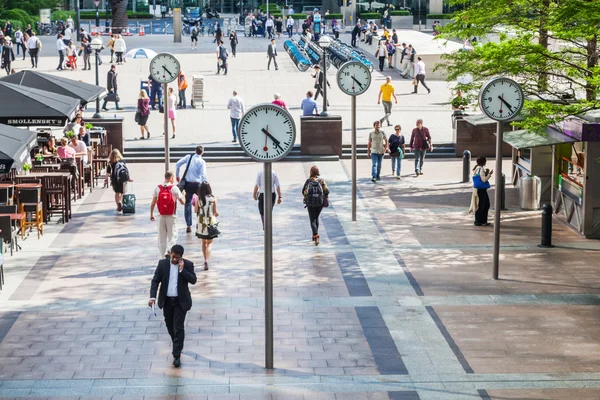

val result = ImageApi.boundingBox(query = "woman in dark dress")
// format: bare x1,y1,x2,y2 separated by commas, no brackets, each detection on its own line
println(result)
275,17,283,38
229,31,238,57
137,90,151,139
471,156,493,226
1,37,15,75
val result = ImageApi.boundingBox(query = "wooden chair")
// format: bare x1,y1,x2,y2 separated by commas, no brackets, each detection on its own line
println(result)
93,144,112,187
85,149,94,192
17,186,43,239
0,215,19,258
45,175,68,224
59,164,79,202
31,167,51,173
0,205,17,214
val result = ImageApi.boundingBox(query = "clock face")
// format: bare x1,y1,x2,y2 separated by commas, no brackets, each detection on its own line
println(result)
149,53,181,84
478,77,524,121
239,103,297,162
337,61,372,96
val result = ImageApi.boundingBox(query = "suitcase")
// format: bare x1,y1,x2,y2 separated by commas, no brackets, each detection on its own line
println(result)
122,193,136,214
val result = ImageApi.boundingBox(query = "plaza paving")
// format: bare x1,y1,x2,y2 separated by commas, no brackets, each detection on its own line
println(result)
1,32,600,400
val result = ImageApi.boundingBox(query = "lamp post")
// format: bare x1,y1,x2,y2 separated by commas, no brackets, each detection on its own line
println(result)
91,36,103,119
318,35,331,116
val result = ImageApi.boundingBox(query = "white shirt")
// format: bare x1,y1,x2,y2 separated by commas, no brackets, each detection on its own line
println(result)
227,95,245,119
287,17,294,27
255,170,280,194
167,262,179,297
69,140,88,163
56,38,67,51
64,28,72,41
266,19,274,27
26,36,39,50
288,7,294,14
153,184,182,215
67,17,74,29
415,60,426,76
14,31,22,43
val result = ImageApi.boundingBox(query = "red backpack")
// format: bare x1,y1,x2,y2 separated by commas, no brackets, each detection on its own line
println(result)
157,185,175,216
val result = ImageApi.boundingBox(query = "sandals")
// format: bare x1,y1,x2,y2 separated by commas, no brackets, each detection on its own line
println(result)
204,262,209,271
147,132,150,139
312,234,319,246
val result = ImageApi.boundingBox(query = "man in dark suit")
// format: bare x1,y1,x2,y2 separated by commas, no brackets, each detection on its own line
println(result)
267,38,278,71
311,65,330,106
148,244,197,367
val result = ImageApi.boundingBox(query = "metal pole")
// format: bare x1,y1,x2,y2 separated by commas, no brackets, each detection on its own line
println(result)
351,95,357,222
163,82,170,172
418,0,421,31
492,121,502,280
93,50,102,118
264,162,274,370
96,5,100,33
462,150,471,183
322,49,328,115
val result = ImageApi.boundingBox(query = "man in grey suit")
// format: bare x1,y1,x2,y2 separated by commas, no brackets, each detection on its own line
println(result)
149,244,197,368
267,38,278,71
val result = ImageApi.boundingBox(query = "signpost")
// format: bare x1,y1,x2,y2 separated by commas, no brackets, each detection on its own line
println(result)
94,0,100,33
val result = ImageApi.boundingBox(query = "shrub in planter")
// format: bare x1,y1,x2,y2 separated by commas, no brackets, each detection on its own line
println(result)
324,13,343,19
390,10,410,16
52,10,76,22
359,12,382,20
426,13,454,19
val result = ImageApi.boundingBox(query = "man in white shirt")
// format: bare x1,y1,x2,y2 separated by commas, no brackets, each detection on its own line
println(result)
266,17,274,39
67,16,74,30
56,34,67,70
253,169,283,229
26,32,40,68
413,56,431,94
150,171,185,258
286,16,294,37
63,27,72,46
69,136,88,164
226,91,245,143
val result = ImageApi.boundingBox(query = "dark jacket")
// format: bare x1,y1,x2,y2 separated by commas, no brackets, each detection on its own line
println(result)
106,69,117,91
267,43,277,57
410,127,431,150
351,25,360,37
1,45,15,64
150,258,197,312
314,70,331,88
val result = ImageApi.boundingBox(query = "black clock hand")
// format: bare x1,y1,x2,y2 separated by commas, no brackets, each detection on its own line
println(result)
261,128,283,150
162,65,174,78
497,95,513,112
351,76,364,89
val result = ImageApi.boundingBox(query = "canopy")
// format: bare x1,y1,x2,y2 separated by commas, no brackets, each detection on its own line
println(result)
0,82,80,127
0,124,37,173
502,126,577,150
0,70,105,105
125,48,157,59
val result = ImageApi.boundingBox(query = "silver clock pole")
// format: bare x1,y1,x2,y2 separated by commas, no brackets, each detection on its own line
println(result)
264,161,274,369
163,82,169,172
493,121,502,279
351,95,357,222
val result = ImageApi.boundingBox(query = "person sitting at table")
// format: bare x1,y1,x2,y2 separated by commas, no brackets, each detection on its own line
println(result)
58,137,78,188
64,114,82,136
78,126,91,147
43,137,58,155
69,135,88,165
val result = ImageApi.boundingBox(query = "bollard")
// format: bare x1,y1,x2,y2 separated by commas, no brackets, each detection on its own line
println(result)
462,150,471,183
501,173,506,210
539,203,554,248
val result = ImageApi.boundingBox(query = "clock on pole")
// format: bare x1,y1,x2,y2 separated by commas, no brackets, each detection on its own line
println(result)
478,76,524,281
238,103,297,370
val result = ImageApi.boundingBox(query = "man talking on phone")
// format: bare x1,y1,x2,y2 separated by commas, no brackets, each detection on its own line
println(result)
149,245,197,367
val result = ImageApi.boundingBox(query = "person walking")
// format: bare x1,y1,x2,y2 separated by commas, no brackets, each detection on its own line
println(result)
137,90,151,139
388,124,405,179
272,93,288,110
175,146,208,233
266,16,274,39
67,40,78,70
148,73,163,111
229,31,238,57
149,244,197,368
80,37,92,70
302,165,329,245
4,21,12,38
14,27,24,59
1,37,15,75
216,40,228,75
214,24,223,44
102,65,122,111
168,87,177,139
375,40,388,72
190,24,199,49
253,169,282,229
275,17,283,38
194,182,219,270
26,31,40,68
227,91,245,143
107,34,115,63
267,38,278,71
367,120,388,182
409,118,433,176
105,149,130,212
312,65,330,106
150,171,185,258
113,34,126,65
386,39,395,68
63,25,72,46
177,70,188,109
377,76,398,127
413,56,430,94
469,156,493,226
286,15,294,38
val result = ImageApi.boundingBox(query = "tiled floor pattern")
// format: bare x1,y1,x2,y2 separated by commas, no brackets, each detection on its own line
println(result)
0,160,600,399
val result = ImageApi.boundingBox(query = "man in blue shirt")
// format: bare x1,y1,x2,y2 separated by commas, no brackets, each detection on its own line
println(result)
176,146,208,232
148,74,163,111
301,91,319,116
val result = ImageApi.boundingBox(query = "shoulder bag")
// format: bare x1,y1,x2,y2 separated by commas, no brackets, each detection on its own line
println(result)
420,130,430,150
177,153,194,191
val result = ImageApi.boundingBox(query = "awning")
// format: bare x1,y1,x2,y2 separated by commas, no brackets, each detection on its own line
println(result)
0,124,37,173
0,82,80,127
503,126,578,150
0,70,106,105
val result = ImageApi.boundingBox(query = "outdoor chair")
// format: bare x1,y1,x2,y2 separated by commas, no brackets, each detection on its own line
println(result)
0,205,17,214
92,144,112,187
31,167,51,173
17,186,43,239
0,186,14,205
45,175,68,224
0,215,18,258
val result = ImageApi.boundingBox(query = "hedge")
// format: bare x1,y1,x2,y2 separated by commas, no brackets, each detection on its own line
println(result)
0,19,24,32
426,14,454,19
290,13,308,19
51,10,76,21
324,13,342,19
3,9,36,28
390,10,410,16
259,4,281,11
358,12,382,20
80,11,154,19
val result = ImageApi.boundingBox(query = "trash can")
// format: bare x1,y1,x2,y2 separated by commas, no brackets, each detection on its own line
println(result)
519,175,542,210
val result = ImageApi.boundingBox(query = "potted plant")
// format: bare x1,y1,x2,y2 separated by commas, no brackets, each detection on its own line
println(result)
65,130,75,139
85,123,94,130
23,163,32,175
33,153,44,166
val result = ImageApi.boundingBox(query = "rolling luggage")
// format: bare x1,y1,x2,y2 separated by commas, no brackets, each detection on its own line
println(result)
122,182,136,214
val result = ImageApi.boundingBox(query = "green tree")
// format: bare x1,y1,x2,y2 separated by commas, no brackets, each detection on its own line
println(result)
437,0,600,131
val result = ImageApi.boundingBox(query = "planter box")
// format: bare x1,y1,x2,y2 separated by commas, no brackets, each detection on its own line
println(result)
391,16,412,29
426,18,452,29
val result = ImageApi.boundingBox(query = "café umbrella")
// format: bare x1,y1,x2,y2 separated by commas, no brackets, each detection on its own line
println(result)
0,82,80,127
0,124,37,173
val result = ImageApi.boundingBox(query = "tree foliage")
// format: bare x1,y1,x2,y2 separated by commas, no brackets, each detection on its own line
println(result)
437,0,600,131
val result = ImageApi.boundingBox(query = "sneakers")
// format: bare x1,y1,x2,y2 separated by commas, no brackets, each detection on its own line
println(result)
173,358,181,367
415,171,420,177
204,262,209,271
116,203,122,212
376,176,381,181
186,226,192,233
396,175,401,180
371,178,376,183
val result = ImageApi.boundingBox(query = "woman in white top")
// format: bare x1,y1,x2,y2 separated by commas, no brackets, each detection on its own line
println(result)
194,182,219,270
67,40,78,70
469,155,493,226
113,34,126,65
167,87,177,139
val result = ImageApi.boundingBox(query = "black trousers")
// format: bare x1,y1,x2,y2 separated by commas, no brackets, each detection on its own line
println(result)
414,74,430,93
475,189,490,225
378,56,386,72
351,34,357,46
163,297,187,358
29,49,38,67
58,50,64,70
267,55,278,70
231,43,236,56
258,192,276,227
307,206,323,236
314,85,329,106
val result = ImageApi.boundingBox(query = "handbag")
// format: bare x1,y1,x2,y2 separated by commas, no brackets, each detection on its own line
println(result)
177,153,194,191
323,196,329,208
412,78,417,86
105,92,120,102
420,131,430,150
134,110,141,123
473,174,491,189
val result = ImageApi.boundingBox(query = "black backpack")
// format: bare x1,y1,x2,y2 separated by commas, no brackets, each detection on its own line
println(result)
305,179,324,207
113,161,130,184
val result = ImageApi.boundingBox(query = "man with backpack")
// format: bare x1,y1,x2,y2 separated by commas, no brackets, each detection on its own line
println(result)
302,165,329,245
216,40,228,75
150,171,185,258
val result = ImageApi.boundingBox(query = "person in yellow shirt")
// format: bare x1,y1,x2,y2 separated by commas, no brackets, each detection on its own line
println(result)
377,76,398,126
177,70,188,109
382,27,391,40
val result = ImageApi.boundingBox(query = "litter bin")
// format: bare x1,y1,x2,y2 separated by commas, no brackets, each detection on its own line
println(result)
520,175,542,210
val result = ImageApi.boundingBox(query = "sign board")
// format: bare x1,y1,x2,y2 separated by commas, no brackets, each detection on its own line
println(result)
0,118,66,127
39,9,51,24
94,0,101,7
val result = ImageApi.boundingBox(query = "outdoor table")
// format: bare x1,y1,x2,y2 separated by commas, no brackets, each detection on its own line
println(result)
15,173,72,223
0,183,14,205
89,129,107,145
0,213,25,221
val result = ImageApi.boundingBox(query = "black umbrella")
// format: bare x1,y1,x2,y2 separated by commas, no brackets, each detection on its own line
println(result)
0,124,37,174
0,82,80,127
1,70,106,105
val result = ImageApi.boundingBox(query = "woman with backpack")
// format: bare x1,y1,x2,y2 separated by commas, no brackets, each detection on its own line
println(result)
302,165,329,245
194,182,219,270
105,149,130,212
469,156,493,226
